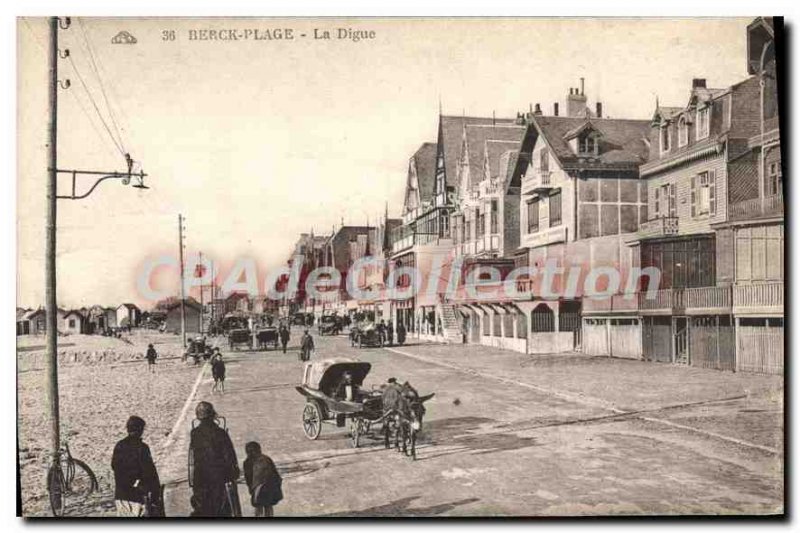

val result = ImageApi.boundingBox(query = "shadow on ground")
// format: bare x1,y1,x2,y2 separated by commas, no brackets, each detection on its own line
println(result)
319,495,480,517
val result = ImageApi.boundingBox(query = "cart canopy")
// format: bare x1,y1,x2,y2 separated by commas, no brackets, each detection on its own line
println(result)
301,358,371,396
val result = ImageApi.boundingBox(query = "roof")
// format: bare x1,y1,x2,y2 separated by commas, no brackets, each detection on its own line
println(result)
329,226,371,270
465,124,526,187
530,115,651,170
165,299,203,312
63,310,84,319
486,141,523,181
118,303,140,311
410,142,437,204
440,115,517,191
652,106,683,123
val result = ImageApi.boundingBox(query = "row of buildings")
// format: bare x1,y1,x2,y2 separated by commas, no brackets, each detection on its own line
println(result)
278,18,783,374
16,303,141,336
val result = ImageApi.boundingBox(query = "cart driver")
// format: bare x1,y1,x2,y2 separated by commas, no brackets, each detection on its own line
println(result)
335,372,359,402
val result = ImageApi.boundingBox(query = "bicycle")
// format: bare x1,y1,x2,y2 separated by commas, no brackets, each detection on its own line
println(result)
46,441,99,517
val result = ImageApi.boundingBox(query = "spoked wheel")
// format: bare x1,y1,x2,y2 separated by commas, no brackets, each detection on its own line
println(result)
349,418,361,448
302,402,322,440
67,459,99,498
47,465,66,517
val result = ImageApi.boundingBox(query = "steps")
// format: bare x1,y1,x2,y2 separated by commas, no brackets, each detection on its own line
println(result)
439,304,463,344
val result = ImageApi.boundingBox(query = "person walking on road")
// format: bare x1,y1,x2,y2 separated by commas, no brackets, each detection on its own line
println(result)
377,320,387,346
211,351,226,394
111,416,162,517
243,441,283,517
279,325,291,354
189,402,240,517
300,329,314,362
386,320,394,346
396,321,406,345
145,344,158,373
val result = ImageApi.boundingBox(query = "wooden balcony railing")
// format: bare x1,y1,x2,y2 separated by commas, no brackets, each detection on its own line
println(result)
733,282,784,313
728,194,784,221
685,286,731,310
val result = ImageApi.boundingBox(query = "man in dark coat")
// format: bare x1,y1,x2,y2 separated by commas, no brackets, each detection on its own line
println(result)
386,320,394,346
243,441,282,517
189,402,240,517
300,330,314,362
211,352,226,394
279,325,290,354
145,344,157,373
111,416,162,517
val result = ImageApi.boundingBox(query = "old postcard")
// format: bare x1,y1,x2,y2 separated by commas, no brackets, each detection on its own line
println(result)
16,16,784,518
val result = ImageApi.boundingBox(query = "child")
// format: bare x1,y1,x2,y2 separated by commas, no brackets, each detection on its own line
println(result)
145,344,157,373
243,442,282,517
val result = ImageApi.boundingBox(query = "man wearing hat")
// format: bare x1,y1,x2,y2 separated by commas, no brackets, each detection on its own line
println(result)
111,415,162,517
189,401,240,517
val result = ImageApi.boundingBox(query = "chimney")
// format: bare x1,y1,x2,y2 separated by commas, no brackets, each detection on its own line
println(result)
566,83,588,118
596,102,603,118
692,78,707,89
580,77,585,95
534,103,542,115
554,103,559,116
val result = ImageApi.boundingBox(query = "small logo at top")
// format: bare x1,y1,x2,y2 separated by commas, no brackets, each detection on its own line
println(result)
111,31,137,45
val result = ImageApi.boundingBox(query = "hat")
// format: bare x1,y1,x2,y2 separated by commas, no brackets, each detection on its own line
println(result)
195,401,216,420
387,377,397,384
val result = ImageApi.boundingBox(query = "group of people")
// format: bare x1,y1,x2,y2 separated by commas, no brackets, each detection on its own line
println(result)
111,402,283,518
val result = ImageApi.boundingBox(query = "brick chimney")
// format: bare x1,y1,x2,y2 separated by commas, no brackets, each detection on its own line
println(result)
534,103,542,115
692,78,707,89
554,102,559,116
596,102,603,118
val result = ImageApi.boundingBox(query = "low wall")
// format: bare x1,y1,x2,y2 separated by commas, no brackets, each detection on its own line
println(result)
528,332,574,354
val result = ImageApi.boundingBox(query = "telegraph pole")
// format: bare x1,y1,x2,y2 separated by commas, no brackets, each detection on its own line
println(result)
178,214,187,347
45,16,60,456
198,250,204,335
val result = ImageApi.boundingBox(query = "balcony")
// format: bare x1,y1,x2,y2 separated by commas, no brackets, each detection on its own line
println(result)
582,293,639,315
638,286,732,315
728,194,784,222
637,216,679,240
521,168,555,196
733,282,784,315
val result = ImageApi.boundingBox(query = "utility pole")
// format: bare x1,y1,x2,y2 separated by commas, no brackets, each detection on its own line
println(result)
178,214,186,347
45,16,60,456
198,250,204,335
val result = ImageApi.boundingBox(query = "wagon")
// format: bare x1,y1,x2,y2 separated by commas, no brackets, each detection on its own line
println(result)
352,322,383,348
255,326,279,350
228,328,252,350
318,315,342,336
295,358,384,447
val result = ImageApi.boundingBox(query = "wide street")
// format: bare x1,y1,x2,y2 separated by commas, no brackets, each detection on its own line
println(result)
156,330,783,517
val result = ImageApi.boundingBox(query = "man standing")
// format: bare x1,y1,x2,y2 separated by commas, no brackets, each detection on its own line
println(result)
396,321,406,345
386,320,394,346
211,351,226,394
300,329,314,362
243,441,283,517
377,320,386,346
145,344,157,373
189,402,240,517
279,324,290,354
111,416,162,517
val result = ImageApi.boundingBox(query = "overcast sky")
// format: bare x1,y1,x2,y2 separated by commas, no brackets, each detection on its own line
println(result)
17,17,751,309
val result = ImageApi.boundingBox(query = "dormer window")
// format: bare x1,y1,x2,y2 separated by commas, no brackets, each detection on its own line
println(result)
660,122,671,153
578,132,598,156
696,105,710,139
678,116,689,147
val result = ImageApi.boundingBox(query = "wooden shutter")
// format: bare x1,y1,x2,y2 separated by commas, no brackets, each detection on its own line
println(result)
709,170,716,215
669,184,676,217
690,176,697,217
654,187,660,217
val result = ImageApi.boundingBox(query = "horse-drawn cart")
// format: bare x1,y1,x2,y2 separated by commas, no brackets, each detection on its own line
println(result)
228,328,252,350
295,358,385,448
255,326,279,350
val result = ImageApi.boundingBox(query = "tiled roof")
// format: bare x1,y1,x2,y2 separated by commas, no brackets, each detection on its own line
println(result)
530,115,651,170
465,124,525,187
653,106,683,123
440,116,517,191
486,141,523,181
411,142,437,204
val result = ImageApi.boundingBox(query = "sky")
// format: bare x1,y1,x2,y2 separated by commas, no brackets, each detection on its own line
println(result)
17,17,752,309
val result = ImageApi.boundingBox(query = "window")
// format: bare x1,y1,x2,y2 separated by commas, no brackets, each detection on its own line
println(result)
660,123,670,153
527,198,540,233
490,200,498,234
579,133,597,155
539,149,549,173
696,105,710,139
767,162,782,197
678,117,689,147
549,191,562,227
69,319,76,328
641,236,716,289
654,184,675,218
477,211,485,237
692,171,715,217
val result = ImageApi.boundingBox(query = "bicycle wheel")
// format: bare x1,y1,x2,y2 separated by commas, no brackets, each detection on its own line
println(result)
47,465,66,517
68,459,99,498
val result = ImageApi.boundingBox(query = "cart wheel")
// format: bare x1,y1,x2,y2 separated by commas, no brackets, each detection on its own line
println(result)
302,402,322,440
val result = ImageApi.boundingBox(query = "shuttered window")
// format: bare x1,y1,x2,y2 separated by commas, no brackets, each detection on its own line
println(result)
527,198,540,233
549,191,562,227
693,171,716,217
